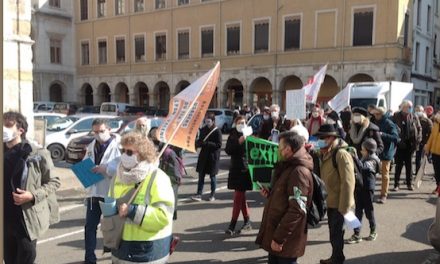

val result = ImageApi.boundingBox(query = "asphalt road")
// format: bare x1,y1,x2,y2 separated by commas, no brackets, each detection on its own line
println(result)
36,147,440,264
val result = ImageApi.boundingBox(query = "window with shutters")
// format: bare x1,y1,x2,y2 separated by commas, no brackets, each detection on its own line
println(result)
284,17,300,50
81,41,90,65
156,34,167,60
427,5,432,33
97,0,106,18
49,0,60,8
417,0,422,26
254,20,269,53
50,39,61,64
178,31,190,59
80,0,88,20
226,24,240,55
353,9,373,46
134,0,144,12
115,0,124,15
156,0,165,9
426,47,430,73
116,38,125,63
178,0,189,5
415,42,420,71
134,35,145,62
98,39,107,64
404,13,409,47
201,27,214,57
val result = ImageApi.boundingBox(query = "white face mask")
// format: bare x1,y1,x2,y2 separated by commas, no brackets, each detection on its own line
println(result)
312,112,320,118
205,119,213,127
96,131,111,143
271,112,280,120
353,116,362,124
236,124,245,133
263,114,270,120
120,153,139,169
415,111,424,118
3,126,16,143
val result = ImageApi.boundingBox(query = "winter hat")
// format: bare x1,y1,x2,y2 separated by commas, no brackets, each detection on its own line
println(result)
314,124,340,138
352,107,368,117
362,138,377,153
327,111,340,121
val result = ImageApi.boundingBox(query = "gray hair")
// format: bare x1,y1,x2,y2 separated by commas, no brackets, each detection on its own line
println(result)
400,100,413,109
270,104,280,112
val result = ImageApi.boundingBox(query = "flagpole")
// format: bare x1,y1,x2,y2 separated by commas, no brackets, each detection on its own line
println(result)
155,61,220,162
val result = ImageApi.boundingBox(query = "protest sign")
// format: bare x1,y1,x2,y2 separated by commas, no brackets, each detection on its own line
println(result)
286,89,306,120
246,136,279,190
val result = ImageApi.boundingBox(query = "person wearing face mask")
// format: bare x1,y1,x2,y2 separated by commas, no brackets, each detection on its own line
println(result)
326,110,346,139
108,132,175,264
314,124,355,264
83,118,121,264
414,105,433,175
3,111,60,264
258,104,291,142
346,107,384,159
306,104,326,136
135,117,151,138
224,116,253,235
256,132,313,264
424,112,440,194
392,100,422,191
192,113,223,201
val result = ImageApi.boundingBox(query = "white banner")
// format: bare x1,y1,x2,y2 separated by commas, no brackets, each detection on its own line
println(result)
304,64,328,103
286,89,306,120
328,83,352,113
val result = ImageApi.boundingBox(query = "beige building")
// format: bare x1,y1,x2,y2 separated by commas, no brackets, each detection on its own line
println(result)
75,0,413,111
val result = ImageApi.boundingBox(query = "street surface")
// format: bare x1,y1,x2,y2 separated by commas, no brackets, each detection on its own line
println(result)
36,137,440,264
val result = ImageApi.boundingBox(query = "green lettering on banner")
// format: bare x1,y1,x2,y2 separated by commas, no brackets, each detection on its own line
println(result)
245,136,279,190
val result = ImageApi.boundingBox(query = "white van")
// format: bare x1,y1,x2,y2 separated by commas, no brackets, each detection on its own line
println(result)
100,102,131,116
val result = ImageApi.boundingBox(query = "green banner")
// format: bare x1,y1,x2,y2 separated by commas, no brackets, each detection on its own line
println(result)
245,136,279,190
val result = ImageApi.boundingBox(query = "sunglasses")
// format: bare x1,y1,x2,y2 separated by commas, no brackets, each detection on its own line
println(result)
121,149,136,156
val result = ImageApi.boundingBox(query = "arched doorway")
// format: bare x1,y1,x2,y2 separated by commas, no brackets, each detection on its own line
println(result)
347,73,374,83
280,75,303,111
135,82,149,107
154,81,170,110
115,82,129,103
176,80,190,93
81,83,93,106
317,75,339,106
97,83,111,105
209,87,219,108
49,82,63,102
223,79,244,109
250,77,272,110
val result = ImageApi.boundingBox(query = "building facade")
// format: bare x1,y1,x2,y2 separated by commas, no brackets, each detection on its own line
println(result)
75,0,413,111
32,0,76,103
433,0,440,110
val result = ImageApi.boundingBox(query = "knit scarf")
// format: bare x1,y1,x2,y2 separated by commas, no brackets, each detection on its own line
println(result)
308,117,323,134
349,118,369,144
117,161,156,185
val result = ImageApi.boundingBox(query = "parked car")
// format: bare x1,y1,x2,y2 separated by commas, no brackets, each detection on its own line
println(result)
124,106,148,116
146,107,168,117
45,114,118,161
207,108,234,132
33,101,55,112
33,112,66,127
77,105,100,114
100,102,132,116
53,102,80,115
65,116,164,164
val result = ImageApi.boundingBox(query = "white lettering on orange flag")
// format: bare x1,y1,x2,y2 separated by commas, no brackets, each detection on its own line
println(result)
157,62,221,152
304,64,327,103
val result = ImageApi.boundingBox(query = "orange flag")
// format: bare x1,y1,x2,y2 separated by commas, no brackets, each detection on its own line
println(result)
157,62,220,152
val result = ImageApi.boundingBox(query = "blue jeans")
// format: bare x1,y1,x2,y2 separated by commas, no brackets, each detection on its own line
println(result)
85,197,103,263
197,172,216,195
268,254,298,264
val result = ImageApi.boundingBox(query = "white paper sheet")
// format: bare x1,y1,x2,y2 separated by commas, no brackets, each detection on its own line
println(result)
344,211,362,230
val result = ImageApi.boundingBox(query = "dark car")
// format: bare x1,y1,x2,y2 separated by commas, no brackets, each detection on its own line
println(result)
77,105,100,114
146,107,168,117
65,116,163,163
124,106,148,116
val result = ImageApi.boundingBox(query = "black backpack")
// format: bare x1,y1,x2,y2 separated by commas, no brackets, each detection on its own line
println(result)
307,172,328,227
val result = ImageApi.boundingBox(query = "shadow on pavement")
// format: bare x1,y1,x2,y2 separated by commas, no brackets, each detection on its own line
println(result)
50,218,84,229
402,217,434,246
345,249,439,264
171,256,267,264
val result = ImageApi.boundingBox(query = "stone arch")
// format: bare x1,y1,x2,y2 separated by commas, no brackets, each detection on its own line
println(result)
222,78,244,109
347,73,375,83
176,80,191,93
280,75,303,111
97,82,111,105
154,81,170,110
249,77,272,110
115,82,129,103
135,82,149,107
81,83,94,106
49,81,65,102
317,75,339,106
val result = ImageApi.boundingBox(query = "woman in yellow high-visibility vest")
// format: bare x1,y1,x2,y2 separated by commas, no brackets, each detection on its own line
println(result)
110,132,175,264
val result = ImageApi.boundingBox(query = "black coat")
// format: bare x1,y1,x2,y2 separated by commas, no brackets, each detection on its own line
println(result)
225,129,252,191
196,125,222,175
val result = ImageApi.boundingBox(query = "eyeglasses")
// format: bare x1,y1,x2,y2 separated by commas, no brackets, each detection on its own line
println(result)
121,149,136,156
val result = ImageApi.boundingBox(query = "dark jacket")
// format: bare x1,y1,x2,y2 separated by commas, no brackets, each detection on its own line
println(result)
225,129,252,191
375,116,400,161
258,115,291,140
256,147,313,258
196,125,222,175
346,118,384,157
159,146,182,186
354,154,381,191
393,111,422,152
419,115,433,145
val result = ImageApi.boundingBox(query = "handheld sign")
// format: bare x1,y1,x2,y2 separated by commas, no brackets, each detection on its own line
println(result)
246,136,279,190
71,158,104,188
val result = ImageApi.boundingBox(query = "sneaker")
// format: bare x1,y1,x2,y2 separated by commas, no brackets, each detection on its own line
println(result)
225,228,235,236
407,185,414,191
191,195,202,202
240,221,252,232
392,186,399,192
208,195,215,201
376,196,387,204
365,232,377,241
345,234,362,244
